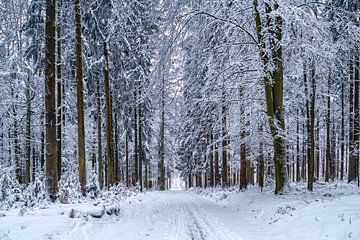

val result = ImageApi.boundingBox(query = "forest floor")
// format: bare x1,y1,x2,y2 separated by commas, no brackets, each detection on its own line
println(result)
0,182,360,240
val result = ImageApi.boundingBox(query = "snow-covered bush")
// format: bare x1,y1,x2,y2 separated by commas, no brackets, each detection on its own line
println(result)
0,167,23,209
100,183,136,205
23,174,47,208
86,170,100,199
58,173,82,204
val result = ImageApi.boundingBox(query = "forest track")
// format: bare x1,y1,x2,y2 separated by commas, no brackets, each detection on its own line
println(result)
0,191,243,240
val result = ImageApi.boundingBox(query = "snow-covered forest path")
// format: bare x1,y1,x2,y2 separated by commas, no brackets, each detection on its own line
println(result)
2,187,360,240
62,191,243,240
0,191,246,240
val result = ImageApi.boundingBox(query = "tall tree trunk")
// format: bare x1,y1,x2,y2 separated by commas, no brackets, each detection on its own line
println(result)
138,90,143,192
125,132,129,188
56,1,62,181
296,113,300,182
258,130,264,190
325,75,332,182
209,132,214,187
41,111,45,170
114,113,119,184
74,0,86,196
214,139,220,186
25,79,31,186
134,95,139,186
45,0,58,200
349,53,359,183
304,63,316,191
341,81,345,180
104,41,113,187
221,86,228,187
158,78,165,190
96,76,103,189
240,88,247,190
240,132,247,190
254,0,287,193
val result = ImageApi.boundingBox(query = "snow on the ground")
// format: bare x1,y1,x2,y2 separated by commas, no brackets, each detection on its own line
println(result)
0,182,359,240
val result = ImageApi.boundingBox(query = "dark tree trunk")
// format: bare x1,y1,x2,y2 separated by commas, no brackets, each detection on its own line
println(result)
209,132,214,187
56,0,62,181
325,75,332,182
104,41,113,187
96,77,103,189
74,0,86,195
158,78,166,190
221,86,228,187
349,53,359,183
125,132,129,188
45,0,58,200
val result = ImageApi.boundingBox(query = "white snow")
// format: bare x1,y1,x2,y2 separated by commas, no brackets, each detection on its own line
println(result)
1,183,360,240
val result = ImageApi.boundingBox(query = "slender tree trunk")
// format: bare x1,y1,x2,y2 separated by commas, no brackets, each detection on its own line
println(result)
45,0,58,200
221,86,228,187
304,62,316,191
209,132,214,187
125,132,129,188
96,77,103,189
138,90,143,192
325,75,332,182
258,134,264,190
296,114,300,182
240,132,247,190
114,113,119,184
41,111,45,170
25,80,31,186
214,140,220,186
74,0,86,195
32,138,36,181
349,53,359,183
158,78,165,190
104,41,113,187
56,2,62,181
134,95,139,186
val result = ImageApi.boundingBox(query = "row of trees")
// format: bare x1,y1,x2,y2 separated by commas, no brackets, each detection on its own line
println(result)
177,0,360,193
1,0,360,201
0,0,183,201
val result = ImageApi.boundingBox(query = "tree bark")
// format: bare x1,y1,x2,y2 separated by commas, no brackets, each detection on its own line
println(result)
209,132,214,187
56,1,62,181
253,0,287,193
96,76,103,189
221,85,228,187
158,78,166,190
349,53,359,183
125,132,129,187
104,41,113,187
45,0,58,200
74,0,86,196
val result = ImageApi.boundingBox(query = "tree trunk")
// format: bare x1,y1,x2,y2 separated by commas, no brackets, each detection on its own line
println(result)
45,0,58,200
221,86,228,187
296,114,300,182
158,78,165,190
25,79,31,186
349,53,359,183
96,76,103,189
114,113,119,184
104,41,113,187
125,132,129,188
138,89,143,192
253,0,287,193
56,0,62,181
209,132,214,187
325,76,331,182
304,62,316,191
74,0,86,195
